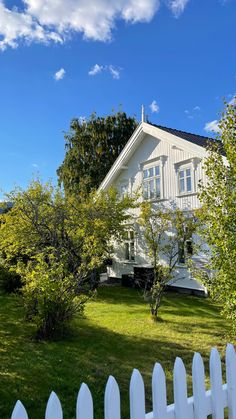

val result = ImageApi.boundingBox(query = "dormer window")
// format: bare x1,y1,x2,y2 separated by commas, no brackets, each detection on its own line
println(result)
143,165,161,200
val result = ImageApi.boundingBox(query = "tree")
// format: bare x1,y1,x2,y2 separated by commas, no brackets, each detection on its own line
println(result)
196,97,236,332
139,202,196,320
57,111,138,195
0,180,134,339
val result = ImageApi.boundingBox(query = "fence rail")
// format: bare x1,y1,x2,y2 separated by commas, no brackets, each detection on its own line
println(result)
11,343,236,418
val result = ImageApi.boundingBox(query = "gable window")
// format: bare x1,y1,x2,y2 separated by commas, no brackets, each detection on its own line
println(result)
124,230,135,261
143,165,161,200
178,167,192,194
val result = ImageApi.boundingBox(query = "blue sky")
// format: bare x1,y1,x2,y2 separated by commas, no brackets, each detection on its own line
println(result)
0,0,235,199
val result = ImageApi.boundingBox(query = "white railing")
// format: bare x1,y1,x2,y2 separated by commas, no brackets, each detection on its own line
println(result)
11,343,236,419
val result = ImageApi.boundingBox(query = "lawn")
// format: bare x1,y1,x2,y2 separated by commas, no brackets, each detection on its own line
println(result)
0,285,231,418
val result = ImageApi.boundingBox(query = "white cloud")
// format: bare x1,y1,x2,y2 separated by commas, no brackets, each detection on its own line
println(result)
0,0,160,50
88,64,104,76
0,1,62,51
204,120,221,133
149,100,160,113
108,65,120,79
193,105,200,111
32,163,39,168
89,64,121,79
54,68,65,81
0,0,190,51
184,109,189,114
168,0,190,17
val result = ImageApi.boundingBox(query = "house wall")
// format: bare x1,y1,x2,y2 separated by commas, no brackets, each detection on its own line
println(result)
107,132,207,294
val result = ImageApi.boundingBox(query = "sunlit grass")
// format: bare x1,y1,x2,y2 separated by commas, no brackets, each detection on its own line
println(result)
0,286,231,418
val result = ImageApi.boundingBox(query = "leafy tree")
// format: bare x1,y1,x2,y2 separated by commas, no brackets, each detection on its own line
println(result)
196,98,236,332
0,180,133,339
57,111,138,195
139,202,196,320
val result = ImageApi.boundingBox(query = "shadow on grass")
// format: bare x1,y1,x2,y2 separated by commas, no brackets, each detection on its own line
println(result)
0,288,229,419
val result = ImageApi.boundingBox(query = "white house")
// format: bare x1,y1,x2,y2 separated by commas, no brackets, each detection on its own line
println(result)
98,117,217,296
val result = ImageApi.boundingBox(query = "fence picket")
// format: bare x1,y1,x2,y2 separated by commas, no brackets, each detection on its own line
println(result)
11,400,28,419
130,369,145,419
226,343,236,419
105,375,121,419
174,357,193,419
152,363,168,419
210,348,224,419
8,344,236,419
76,383,93,419
45,391,63,419
192,352,207,419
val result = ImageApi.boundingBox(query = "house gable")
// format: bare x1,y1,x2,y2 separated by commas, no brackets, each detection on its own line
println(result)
98,122,212,192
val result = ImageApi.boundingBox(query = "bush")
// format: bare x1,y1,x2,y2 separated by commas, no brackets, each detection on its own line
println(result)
22,256,86,340
0,266,22,293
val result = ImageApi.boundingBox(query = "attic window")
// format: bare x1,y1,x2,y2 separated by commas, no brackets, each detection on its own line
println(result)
143,165,161,200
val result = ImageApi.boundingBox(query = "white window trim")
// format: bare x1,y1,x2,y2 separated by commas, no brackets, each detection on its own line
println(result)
174,157,200,196
178,165,193,195
141,156,165,201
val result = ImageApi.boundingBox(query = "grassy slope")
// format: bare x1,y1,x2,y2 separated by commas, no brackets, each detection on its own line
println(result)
0,286,231,418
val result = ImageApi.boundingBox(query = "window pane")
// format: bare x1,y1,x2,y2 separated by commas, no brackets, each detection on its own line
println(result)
143,169,148,179
155,165,160,176
186,168,191,177
149,167,154,177
129,230,134,240
155,178,160,197
186,176,192,192
125,243,129,260
149,179,155,198
130,243,135,261
179,170,185,179
180,178,185,193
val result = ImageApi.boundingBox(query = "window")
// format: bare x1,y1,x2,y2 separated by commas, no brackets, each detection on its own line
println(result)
178,232,193,264
124,230,135,261
178,167,192,194
143,165,161,200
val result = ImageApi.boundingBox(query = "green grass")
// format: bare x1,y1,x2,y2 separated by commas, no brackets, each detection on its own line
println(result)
0,285,232,418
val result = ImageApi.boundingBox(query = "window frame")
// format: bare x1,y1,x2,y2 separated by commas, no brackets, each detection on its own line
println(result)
142,163,161,201
178,165,193,195
124,229,135,262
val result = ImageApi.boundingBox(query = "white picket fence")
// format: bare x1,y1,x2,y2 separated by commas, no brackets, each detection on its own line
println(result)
10,343,236,419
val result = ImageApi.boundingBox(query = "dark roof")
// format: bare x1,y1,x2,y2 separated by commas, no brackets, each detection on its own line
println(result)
149,123,216,149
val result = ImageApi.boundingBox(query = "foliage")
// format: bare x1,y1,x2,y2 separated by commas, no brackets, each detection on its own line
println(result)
0,180,133,338
139,202,197,319
57,111,138,195
196,97,236,331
